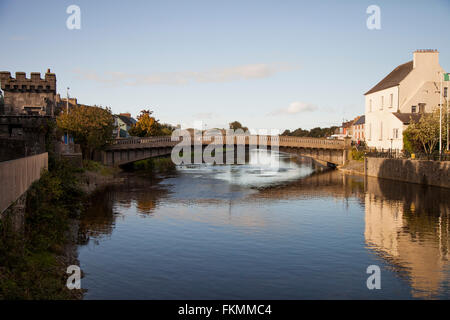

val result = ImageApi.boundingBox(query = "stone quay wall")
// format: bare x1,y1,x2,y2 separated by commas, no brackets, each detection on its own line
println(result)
365,157,450,189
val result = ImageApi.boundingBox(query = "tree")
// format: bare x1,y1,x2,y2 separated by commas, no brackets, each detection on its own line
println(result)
128,109,174,137
57,105,115,159
403,108,448,155
229,121,248,132
281,126,338,137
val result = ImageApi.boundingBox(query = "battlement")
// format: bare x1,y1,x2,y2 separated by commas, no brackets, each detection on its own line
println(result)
0,69,56,93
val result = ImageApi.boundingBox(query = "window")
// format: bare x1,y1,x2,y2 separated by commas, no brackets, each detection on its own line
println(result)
411,105,417,113
419,103,425,113
379,122,383,140
393,128,399,139
369,99,372,112
381,96,384,109
390,94,393,107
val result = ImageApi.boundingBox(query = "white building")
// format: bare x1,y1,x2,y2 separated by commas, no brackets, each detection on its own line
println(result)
365,49,446,150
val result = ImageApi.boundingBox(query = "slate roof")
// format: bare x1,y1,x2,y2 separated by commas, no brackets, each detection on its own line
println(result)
117,114,136,126
392,112,422,124
365,61,414,95
353,115,365,125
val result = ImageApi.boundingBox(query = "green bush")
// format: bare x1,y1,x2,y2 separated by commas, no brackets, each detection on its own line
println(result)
351,148,365,161
0,159,84,299
83,160,115,176
133,157,175,173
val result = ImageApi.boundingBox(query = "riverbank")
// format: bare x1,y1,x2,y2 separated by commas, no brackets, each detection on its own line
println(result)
337,159,364,176
0,155,180,299
365,157,450,189
0,159,84,299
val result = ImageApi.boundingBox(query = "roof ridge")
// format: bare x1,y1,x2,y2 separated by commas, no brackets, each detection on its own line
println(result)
364,60,413,95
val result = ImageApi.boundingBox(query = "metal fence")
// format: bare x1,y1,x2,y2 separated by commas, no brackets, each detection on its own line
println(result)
365,148,450,161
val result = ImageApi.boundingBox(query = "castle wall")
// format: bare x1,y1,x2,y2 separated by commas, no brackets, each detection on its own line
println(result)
0,71,56,115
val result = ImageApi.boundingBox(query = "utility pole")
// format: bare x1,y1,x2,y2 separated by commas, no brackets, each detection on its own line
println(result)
439,72,442,156
66,87,70,113
445,73,449,151
447,87,449,151
446,84,449,152
66,87,70,145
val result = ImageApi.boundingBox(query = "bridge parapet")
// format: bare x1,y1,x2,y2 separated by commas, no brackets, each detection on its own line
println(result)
108,135,349,150
103,135,350,166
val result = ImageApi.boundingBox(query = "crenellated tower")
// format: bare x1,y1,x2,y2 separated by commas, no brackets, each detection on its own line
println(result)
0,69,56,115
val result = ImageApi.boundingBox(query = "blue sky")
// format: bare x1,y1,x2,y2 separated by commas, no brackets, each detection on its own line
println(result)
0,0,449,131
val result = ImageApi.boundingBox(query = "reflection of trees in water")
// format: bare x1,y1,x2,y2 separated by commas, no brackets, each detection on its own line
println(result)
78,175,170,244
365,177,450,299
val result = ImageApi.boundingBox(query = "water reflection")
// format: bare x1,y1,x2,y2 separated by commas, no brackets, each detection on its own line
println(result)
79,176,171,243
78,150,450,299
364,177,450,299
177,149,315,188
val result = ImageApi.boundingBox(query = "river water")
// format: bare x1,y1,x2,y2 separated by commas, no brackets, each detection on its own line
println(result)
78,150,450,299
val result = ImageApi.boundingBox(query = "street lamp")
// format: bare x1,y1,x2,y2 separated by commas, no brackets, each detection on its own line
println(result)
390,138,393,157
65,87,70,145
66,87,70,114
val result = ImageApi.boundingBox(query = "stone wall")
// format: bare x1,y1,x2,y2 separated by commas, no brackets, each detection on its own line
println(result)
0,115,53,161
0,138,26,162
365,157,450,189
0,153,48,214
0,70,56,115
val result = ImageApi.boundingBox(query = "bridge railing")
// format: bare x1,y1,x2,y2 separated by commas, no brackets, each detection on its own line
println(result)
109,135,349,149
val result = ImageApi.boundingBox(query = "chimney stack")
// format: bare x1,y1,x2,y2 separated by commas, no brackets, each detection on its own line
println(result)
413,49,439,69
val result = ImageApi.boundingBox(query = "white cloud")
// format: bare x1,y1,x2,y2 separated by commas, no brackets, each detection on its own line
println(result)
270,101,318,116
9,35,27,41
193,112,216,119
72,63,297,86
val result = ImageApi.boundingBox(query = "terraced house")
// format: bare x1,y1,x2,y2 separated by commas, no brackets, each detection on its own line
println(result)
364,49,446,150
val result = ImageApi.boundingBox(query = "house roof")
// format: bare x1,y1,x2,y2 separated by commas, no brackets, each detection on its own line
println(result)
117,114,136,126
342,120,353,128
365,61,414,95
392,112,422,124
353,115,365,125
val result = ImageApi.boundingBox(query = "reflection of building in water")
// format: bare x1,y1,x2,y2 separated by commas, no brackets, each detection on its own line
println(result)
364,177,450,298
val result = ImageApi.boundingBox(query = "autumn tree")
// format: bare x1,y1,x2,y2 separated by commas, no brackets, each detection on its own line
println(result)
128,110,174,137
403,108,448,155
57,105,115,159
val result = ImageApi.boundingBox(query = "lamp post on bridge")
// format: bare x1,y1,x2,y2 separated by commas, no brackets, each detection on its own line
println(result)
65,87,70,145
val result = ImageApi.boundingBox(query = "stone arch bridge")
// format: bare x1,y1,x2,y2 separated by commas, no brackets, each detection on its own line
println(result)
102,135,351,167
